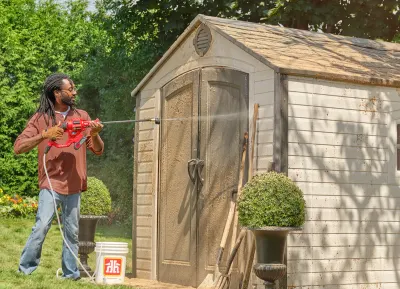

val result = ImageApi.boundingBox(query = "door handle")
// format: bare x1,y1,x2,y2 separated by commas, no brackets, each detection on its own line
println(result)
187,159,204,185
196,159,204,185
188,159,197,183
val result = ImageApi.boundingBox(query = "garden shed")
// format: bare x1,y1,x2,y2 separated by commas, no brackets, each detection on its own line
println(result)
131,14,400,289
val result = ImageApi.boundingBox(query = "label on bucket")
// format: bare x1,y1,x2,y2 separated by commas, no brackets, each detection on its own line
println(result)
104,257,123,276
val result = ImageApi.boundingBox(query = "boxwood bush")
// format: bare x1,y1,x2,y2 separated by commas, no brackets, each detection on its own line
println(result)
237,172,306,227
80,177,112,216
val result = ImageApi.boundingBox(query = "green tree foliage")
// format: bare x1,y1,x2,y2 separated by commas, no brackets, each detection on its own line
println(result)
0,0,102,196
265,0,400,41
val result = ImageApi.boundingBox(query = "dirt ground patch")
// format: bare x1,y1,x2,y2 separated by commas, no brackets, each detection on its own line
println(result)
124,277,195,289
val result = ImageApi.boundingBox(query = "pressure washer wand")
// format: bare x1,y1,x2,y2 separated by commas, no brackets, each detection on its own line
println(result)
100,118,160,125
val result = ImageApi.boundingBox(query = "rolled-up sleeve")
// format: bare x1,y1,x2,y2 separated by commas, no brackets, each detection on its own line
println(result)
14,116,40,154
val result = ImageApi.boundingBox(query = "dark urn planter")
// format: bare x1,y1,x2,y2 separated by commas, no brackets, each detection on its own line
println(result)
249,227,301,289
78,215,107,277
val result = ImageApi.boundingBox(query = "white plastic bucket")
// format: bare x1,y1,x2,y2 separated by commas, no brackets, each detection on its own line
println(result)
94,242,129,285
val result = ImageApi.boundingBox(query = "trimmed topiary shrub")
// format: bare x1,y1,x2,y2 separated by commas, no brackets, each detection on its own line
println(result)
80,177,112,216
237,172,306,227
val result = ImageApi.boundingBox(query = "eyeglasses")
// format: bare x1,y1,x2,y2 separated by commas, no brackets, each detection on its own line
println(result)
60,87,78,94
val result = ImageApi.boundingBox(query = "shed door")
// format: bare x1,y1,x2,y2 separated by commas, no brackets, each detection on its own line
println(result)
198,68,248,285
158,68,248,287
159,70,200,286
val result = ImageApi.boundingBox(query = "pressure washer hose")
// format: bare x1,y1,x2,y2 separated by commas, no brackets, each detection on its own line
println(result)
43,154,102,283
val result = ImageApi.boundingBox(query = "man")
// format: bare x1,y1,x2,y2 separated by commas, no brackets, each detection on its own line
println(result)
14,73,104,280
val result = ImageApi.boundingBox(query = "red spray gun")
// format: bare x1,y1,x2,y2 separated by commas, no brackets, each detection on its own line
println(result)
44,117,160,154
44,119,98,154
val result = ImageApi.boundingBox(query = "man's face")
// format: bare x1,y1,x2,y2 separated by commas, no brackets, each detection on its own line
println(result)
57,79,77,106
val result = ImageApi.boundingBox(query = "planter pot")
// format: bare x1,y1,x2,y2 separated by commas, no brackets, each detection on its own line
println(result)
248,227,301,289
78,215,107,277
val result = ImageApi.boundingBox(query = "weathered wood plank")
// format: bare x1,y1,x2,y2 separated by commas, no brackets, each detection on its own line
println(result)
254,69,275,82
288,104,388,124
258,105,274,118
136,249,152,260
298,220,400,234
138,109,156,119
295,182,397,197
289,233,400,247
137,162,153,173
137,173,153,184
136,269,151,279
288,271,400,286
137,205,153,216
257,118,274,131
254,78,274,94
303,207,400,222
288,156,387,172
257,131,274,144
303,195,400,210
288,130,387,148
138,141,154,152
138,130,154,141
288,77,400,102
137,237,152,249
254,91,274,106
288,258,400,273
288,143,387,160
288,91,400,113
287,246,400,260
256,156,275,169
288,169,387,184
137,152,154,163
289,118,387,136
139,121,155,131
139,89,156,99
137,216,152,227
137,195,152,206
140,97,156,110
136,184,153,195
257,143,274,156
137,227,152,237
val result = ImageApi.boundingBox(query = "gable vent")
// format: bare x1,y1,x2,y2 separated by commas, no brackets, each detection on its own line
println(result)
193,24,212,57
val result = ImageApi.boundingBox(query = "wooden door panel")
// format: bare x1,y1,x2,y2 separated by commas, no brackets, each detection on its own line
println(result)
198,68,249,286
159,70,200,286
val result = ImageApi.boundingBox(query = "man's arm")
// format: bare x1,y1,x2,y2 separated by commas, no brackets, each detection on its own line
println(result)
14,122,64,155
87,121,104,155
90,134,104,153
14,133,44,155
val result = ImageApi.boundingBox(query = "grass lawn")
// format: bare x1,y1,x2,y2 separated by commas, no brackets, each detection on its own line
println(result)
0,217,133,289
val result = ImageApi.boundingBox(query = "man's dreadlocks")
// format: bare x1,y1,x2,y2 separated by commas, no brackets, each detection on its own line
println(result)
34,73,79,126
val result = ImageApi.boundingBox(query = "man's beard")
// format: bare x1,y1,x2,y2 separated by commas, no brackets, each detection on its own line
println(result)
61,95,75,107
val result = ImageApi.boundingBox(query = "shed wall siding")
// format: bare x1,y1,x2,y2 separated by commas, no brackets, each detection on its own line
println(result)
286,76,400,288
134,27,275,280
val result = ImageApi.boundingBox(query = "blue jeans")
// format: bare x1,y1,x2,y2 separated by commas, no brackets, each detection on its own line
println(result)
18,189,81,279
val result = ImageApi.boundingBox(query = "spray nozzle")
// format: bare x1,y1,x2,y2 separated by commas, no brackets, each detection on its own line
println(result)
152,118,160,124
